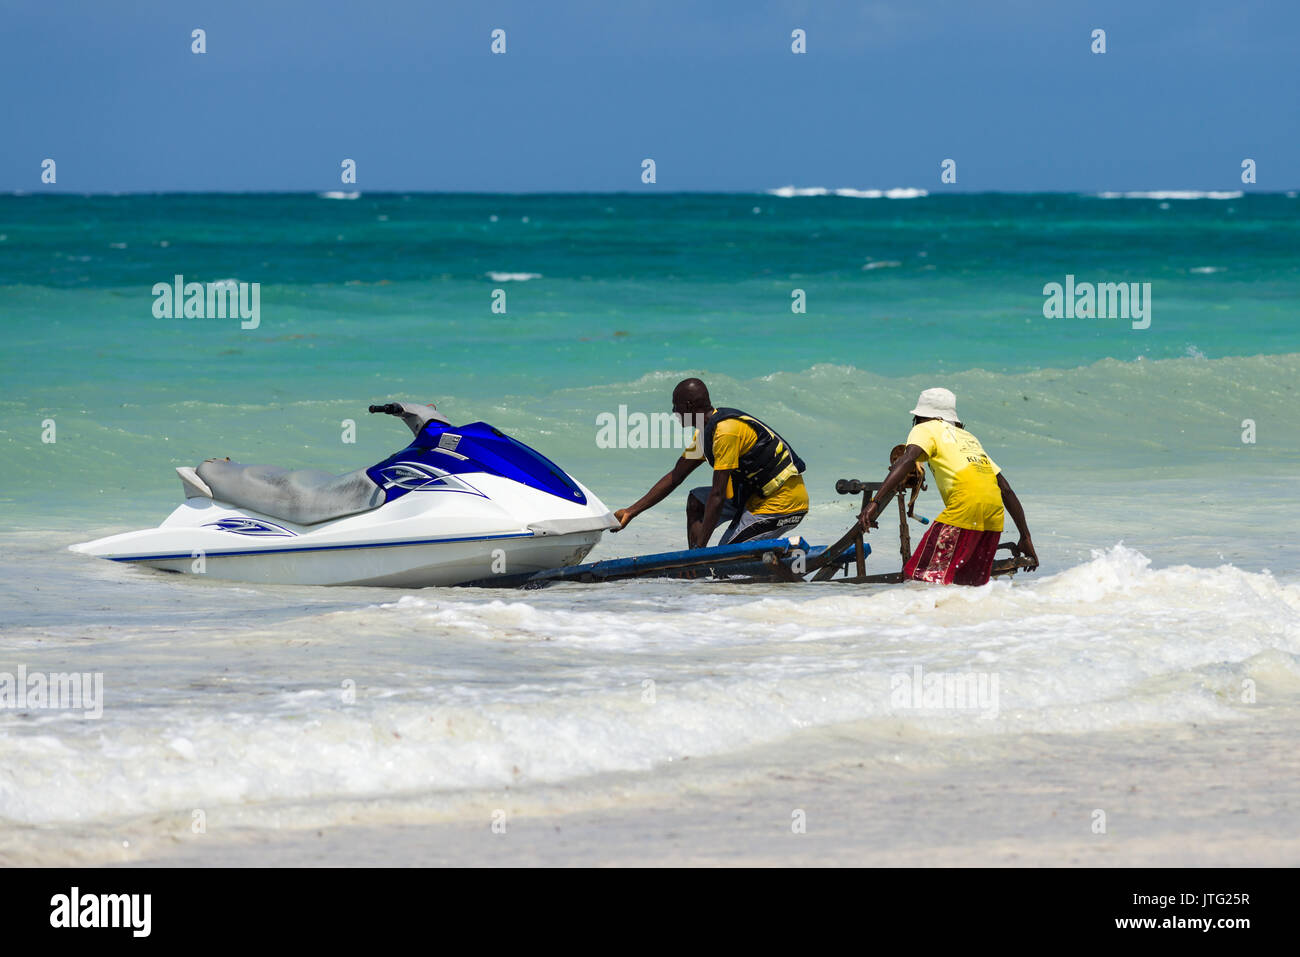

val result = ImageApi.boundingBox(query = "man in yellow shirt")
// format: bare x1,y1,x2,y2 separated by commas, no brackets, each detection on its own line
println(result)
614,378,809,548
859,388,1038,585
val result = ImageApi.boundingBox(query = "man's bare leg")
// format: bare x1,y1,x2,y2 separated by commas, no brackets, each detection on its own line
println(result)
686,492,706,546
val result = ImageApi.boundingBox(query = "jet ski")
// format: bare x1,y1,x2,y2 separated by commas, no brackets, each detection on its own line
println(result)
70,403,619,587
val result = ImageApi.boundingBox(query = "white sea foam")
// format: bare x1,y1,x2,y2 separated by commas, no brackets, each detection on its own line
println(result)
1096,190,1243,200
318,191,361,200
767,186,928,199
486,272,542,281
841,187,928,199
4,546,1296,828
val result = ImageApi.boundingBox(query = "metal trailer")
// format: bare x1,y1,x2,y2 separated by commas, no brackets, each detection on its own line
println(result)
467,479,1034,589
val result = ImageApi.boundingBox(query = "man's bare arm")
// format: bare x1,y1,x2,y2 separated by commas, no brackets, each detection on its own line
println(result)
613,455,705,530
857,445,924,531
996,473,1038,571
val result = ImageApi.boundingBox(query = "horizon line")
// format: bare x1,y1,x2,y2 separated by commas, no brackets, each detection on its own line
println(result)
3,188,1295,198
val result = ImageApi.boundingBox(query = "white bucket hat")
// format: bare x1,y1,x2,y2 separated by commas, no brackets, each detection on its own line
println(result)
910,387,960,423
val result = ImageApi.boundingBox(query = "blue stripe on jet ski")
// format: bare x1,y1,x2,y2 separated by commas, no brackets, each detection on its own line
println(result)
107,531,539,562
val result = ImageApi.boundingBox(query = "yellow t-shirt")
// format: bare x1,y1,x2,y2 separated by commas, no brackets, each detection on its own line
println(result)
683,416,809,515
905,420,1004,532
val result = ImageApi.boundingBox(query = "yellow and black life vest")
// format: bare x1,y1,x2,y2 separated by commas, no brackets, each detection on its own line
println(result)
702,408,806,504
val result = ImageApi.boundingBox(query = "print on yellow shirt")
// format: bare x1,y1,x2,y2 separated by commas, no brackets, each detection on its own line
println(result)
904,420,1004,532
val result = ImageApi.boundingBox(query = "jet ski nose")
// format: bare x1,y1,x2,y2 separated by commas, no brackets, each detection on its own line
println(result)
69,538,109,556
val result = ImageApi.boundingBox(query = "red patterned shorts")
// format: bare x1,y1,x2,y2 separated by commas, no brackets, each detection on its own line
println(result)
904,520,1002,586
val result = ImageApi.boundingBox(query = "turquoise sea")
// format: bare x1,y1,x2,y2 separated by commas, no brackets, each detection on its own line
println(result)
2,191,1299,865
2,191,1297,522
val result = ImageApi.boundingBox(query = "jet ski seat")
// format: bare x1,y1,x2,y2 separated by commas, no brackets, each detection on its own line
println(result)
193,459,385,526
185,403,444,525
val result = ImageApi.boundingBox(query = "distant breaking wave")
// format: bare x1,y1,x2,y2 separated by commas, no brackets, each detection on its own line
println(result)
767,186,928,199
486,272,542,281
1095,190,1243,200
318,191,361,200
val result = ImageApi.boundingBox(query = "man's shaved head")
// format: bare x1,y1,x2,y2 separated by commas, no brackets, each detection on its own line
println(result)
672,378,711,416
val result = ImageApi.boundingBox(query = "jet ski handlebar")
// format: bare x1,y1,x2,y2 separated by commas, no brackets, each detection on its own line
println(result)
368,403,405,416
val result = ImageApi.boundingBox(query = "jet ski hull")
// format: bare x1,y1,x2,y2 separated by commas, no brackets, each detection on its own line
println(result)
72,471,615,587
76,526,602,587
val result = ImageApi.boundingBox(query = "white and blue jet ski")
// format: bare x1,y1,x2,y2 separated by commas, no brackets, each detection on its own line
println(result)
71,403,619,587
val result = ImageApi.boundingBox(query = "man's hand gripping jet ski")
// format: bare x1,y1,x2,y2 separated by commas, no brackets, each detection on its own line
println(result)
71,402,619,587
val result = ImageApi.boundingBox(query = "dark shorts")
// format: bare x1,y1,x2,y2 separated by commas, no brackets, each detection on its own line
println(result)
688,486,807,546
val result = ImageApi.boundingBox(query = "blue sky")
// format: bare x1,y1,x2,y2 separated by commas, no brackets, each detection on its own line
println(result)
3,0,1295,192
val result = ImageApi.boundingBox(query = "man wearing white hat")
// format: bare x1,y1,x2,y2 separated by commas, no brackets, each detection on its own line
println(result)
858,388,1038,585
